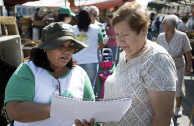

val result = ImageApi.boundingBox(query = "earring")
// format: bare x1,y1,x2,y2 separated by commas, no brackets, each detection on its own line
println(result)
142,33,146,36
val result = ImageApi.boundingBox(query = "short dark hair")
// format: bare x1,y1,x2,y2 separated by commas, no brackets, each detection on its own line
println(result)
36,8,40,11
77,7,91,32
150,13,155,21
150,13,155,17
30,48,76,72
57,14,71,22
182,16,188,22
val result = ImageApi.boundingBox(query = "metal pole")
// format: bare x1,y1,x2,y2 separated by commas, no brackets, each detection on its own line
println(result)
65,0,66,6
189,106,194,126
0,6,2,16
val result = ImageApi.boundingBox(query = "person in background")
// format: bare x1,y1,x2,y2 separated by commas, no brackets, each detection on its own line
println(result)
157,14,193,117
57,6,76,24
5,9,8,16
177,16,188,32
33,8,45,21
89,6,107,38
4,22,95,126
89,6,107,64
105,12,119,65
155,17,161,36
100,2,177,126
16,12,24,35
51,10,58,21
103,17,108,29
147,12,155,40
186,8,194,30
73,7,104,93
159,16,165,34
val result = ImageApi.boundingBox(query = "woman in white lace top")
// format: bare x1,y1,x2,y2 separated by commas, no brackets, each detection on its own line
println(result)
102,2,177,126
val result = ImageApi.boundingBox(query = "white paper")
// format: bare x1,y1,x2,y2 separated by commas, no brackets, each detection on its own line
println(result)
50,96,132,122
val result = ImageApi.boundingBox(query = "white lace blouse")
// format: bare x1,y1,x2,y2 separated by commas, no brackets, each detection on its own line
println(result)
157,30,192,69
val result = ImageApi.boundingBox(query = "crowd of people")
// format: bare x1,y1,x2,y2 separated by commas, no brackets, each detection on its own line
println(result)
147,8,194,41
3,1,193,126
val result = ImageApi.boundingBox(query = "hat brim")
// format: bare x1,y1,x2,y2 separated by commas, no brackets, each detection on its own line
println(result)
70,12,76,17
36,36,88,54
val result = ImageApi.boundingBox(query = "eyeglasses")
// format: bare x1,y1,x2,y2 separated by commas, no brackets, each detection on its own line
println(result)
115,32,130,40
91,13,97,17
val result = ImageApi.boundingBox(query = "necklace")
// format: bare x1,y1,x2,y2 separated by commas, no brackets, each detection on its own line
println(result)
53,66,69,78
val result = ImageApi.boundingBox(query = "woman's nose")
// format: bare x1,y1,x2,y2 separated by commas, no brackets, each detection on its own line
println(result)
116,35,123,44
61,47,69,52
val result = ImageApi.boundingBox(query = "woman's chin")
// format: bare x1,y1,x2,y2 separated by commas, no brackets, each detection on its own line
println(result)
57,61,68,67
123,49,129,53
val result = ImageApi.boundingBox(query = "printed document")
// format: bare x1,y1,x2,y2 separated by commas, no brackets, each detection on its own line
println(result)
50,96,132,122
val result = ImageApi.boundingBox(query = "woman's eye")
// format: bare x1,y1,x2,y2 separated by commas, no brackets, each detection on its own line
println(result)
122,34,129,36
69,46,74,49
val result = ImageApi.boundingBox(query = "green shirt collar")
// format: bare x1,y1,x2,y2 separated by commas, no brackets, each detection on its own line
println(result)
47,68,71,79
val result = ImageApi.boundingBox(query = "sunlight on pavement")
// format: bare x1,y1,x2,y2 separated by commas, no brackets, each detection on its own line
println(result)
184,75,194,80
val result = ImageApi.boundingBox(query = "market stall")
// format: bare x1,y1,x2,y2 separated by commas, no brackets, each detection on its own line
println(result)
3,0,37,7
76,0,135,10
0,16,39,126
0,35,22,126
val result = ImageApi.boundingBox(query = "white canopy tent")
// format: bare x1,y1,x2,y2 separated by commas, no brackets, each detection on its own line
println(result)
23,0,70,7
23,0,157,8
22,0,110,7
74,0,111,6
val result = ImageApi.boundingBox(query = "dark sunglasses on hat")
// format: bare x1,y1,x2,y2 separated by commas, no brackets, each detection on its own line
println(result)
91,13,97,17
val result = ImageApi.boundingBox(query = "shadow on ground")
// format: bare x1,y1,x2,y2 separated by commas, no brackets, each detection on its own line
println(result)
173,76,194,126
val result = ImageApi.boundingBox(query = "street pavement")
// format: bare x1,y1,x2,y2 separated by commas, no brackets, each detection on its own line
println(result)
173,74,194,126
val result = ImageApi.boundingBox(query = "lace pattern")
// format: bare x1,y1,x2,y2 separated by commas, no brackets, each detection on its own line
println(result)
102,41,176,126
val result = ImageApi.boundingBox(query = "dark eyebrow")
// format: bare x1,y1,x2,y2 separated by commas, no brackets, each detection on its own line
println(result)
70,41,75,45
121,31,130,34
